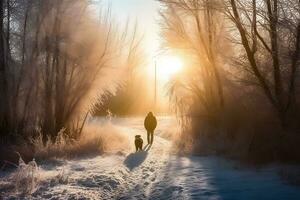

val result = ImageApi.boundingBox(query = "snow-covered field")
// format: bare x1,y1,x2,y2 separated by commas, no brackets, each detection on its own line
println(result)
1,116,300,200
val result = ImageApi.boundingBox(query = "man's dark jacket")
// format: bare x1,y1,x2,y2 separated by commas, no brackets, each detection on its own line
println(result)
144,114,157,132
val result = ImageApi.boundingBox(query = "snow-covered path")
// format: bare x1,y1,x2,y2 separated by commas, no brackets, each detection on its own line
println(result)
27,117,175,199
2,117,300,199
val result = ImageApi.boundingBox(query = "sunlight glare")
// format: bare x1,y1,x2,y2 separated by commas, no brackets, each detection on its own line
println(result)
157,56,183,80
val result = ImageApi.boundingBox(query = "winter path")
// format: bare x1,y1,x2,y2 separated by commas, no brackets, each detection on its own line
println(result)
1,116,300,199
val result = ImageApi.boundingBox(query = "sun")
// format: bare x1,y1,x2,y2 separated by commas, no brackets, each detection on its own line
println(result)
156,55,183,80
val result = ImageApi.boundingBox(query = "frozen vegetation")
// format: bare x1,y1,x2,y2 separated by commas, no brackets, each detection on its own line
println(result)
1,117,300,199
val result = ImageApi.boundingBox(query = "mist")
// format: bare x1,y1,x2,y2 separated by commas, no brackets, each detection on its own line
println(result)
1,1,300,199
159,0,300,163
0,0,143,146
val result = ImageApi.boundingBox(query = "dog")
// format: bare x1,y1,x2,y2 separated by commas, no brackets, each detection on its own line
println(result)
134,135,143,152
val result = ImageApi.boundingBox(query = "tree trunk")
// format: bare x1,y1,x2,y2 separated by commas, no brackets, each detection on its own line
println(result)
0,0,10,139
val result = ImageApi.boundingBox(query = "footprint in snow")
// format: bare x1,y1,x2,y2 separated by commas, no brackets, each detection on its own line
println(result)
143,174,150,179
150,168,155,172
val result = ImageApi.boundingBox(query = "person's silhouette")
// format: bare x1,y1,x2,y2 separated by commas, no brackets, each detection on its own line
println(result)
144,112,157,145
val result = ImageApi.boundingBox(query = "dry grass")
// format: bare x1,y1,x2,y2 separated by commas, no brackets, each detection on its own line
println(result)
32,123,129,161
172,96,300,164
0,121,130,197
0,121,129,166
31,128,105,160
12,156,39,195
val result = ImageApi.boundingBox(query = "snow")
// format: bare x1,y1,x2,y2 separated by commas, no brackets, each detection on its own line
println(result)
1,116,300,200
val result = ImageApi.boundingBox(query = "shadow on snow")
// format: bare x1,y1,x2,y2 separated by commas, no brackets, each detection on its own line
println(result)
123,144,151,171
148,156,300,200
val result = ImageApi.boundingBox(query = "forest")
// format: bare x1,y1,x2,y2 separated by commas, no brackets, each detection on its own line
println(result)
0,0,299,164
1,0,300,199
160,0,300,163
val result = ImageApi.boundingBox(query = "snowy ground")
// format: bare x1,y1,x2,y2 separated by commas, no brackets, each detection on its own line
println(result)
1,116,300,199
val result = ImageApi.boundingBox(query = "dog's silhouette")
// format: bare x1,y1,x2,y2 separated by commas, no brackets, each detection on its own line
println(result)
135,135,143,152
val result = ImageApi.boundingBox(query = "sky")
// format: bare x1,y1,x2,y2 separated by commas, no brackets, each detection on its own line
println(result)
101,0,161,59
99,0,179,112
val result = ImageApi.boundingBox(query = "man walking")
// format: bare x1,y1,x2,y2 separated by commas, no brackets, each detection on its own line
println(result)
144,112,157,145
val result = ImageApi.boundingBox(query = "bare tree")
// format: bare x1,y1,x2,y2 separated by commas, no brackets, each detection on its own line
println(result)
0,0,142,144
159,0,226,118
225,0,300,126
0,0,10,141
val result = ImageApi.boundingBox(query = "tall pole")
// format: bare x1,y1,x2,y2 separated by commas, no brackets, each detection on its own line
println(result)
154,60,157,111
